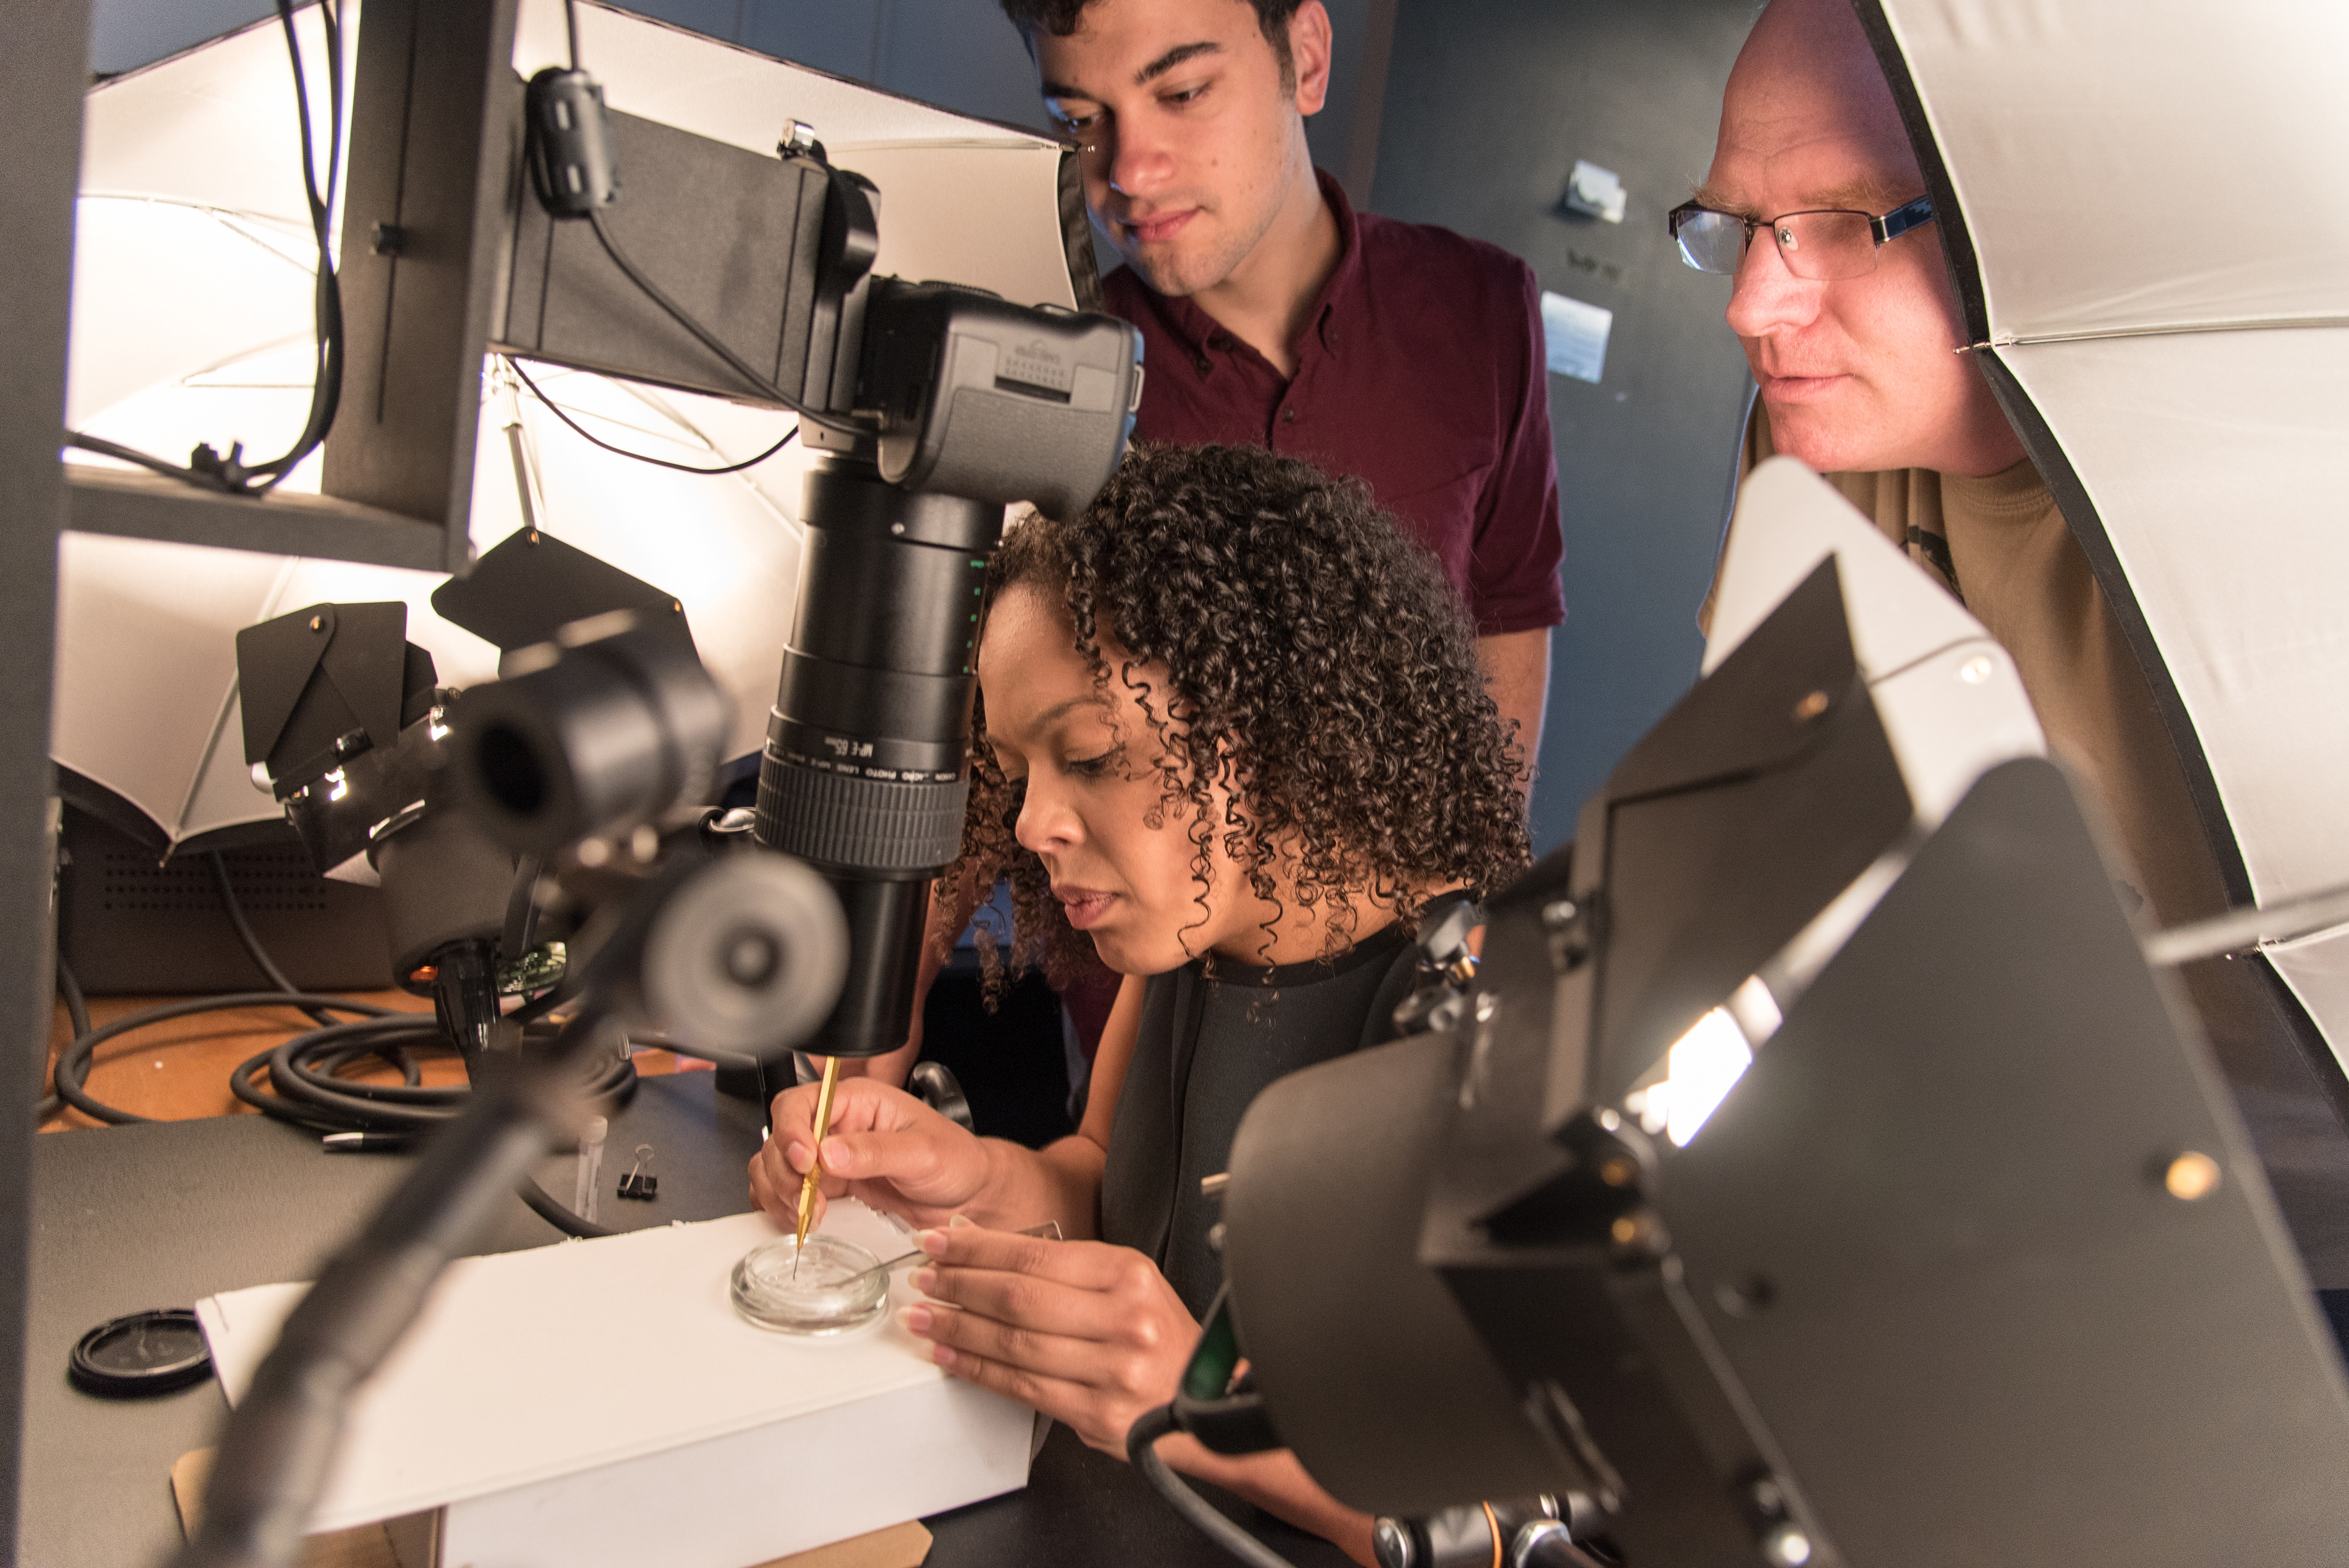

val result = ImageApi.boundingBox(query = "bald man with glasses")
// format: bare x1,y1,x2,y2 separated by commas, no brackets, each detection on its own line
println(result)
1690,0,2349,1296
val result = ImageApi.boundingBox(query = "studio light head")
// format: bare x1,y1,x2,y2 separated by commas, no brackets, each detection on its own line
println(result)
237,599,520,1063
1163,471,2349,1568
236,600,445,880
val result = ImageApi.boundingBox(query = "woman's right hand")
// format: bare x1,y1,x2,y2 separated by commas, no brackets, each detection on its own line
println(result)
748,1073,995,1232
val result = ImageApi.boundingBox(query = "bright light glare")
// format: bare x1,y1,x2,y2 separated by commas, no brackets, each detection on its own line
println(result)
1661,1007,1754,1147
325,767,348,803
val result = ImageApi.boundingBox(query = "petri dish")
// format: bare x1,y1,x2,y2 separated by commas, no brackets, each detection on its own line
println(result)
730,1234,891,1336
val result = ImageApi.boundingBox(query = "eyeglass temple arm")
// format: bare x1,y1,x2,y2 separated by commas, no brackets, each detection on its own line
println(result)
1871,194,1935,246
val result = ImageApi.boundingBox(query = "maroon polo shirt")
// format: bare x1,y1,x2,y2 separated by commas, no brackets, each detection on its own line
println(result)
1101,171,1566,636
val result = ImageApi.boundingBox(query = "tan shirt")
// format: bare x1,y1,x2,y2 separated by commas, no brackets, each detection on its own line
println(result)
1716,402,2232,935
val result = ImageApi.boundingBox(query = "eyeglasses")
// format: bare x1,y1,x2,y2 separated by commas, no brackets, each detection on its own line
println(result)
1666,194,1935,282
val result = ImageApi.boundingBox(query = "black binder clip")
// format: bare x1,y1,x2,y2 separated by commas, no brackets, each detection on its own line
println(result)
617,1144,658,1201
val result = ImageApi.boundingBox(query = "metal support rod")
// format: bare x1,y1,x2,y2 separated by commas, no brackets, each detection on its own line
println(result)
174,1012,610,1568
0,0,87,1548
2143,880,2349,969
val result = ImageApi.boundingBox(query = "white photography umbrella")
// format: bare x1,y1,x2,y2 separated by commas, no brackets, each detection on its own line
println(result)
1867,1,2349,1059
56,359,807,853
62,0,1087,855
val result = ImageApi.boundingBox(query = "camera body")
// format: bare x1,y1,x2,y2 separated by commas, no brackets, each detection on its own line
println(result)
501,96,1142,1060
850,278,1142,519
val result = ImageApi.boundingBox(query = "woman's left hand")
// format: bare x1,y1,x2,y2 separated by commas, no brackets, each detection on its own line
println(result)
899,1222,1199,1456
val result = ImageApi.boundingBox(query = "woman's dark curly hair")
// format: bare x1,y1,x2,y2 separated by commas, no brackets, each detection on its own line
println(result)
945,441,1532,992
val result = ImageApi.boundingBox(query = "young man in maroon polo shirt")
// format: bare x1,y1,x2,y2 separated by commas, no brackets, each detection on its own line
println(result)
1009,0,1566,760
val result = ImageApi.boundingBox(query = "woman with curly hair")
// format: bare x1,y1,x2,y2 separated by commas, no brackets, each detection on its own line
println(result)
749,443,1530,1562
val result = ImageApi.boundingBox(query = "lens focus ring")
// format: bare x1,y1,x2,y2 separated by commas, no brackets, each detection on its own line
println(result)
755,754,968,873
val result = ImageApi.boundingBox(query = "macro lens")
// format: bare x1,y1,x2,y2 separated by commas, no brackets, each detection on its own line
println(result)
753,459,1004,1058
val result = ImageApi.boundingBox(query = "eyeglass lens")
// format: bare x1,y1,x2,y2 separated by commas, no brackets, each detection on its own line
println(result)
1673,209,1887,282
1672,210,1748,276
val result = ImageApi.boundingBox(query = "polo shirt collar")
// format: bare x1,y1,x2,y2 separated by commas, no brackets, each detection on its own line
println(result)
1300,168,1363,357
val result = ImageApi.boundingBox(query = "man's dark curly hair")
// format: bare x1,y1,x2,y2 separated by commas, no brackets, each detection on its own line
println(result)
946,441,1531,991
999,0,1305,78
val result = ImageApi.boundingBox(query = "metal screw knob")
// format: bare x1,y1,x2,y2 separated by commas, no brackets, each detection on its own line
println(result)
2165,1150,2221,1200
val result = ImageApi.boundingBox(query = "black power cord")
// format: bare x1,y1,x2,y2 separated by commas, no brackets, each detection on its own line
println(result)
223,1022,629,1241
45,853,432,1129
211,852,342,1028
65,0,346,496
508,358,798,475
209,860,628,1243
518,1173,618,1238
579,210,864,439
39,955,92,1123
1127,1404,1301,1568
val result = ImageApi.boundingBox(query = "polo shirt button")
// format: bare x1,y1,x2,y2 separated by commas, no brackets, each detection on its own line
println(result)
1282,407,1297,423
1209,332,1233,350
1193,355,1213,377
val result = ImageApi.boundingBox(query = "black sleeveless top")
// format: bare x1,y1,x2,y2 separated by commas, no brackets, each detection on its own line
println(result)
1098,904,1460,1317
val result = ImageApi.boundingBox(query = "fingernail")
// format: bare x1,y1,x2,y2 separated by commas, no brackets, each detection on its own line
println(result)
930,1343,957,1367
947,1213,975,1229
900,1304,933,1334
910,1267,937,1294
919,1229,949,1256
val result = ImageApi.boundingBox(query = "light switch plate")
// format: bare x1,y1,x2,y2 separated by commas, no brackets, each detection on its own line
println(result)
1564,158,1627,223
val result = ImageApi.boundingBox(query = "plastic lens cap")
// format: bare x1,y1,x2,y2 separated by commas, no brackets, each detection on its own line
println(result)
70,1308,212,1398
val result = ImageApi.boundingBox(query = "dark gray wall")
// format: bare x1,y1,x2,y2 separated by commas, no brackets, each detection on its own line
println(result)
89,0,271,74
1371,0,1757,854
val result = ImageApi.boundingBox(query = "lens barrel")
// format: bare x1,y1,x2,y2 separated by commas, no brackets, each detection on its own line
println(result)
754,459,1005,1057
448,611,728,856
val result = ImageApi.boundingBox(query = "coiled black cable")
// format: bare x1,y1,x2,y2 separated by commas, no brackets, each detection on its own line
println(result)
45,853,433,1129
51,990,398,1127
228,1015,635,1136
51,984,628,1239
53,860,627,1240
221,1017,630,1242
207,861,631,1241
